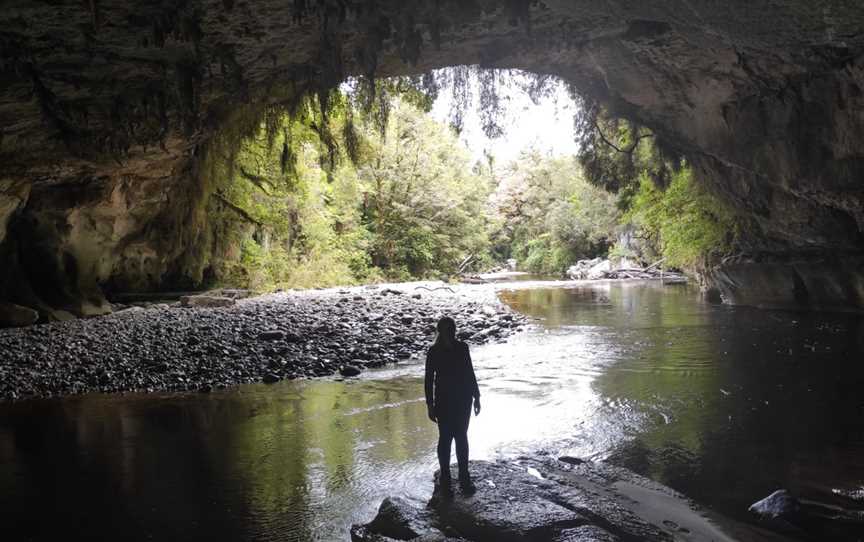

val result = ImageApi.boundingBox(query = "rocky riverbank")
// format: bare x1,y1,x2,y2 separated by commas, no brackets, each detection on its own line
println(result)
351,457,785,542
0,282,528,402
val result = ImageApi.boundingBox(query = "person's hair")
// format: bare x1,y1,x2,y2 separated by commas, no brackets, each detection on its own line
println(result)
434,316,457,347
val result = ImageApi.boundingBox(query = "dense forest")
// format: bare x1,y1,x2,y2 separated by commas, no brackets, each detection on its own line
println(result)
206,77,738,290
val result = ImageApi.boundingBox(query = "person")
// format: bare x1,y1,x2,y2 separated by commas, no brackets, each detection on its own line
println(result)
424,316,481,493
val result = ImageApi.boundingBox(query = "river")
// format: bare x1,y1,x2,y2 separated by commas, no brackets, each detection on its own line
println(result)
1,281,862,541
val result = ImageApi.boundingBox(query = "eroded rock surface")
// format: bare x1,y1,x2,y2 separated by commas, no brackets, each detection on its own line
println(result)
352,458,753,542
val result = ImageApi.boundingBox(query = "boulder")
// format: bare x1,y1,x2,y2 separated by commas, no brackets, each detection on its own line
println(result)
431,462,587,541
350,496,463,542
180,295,236,308
0,302,39,327
262,373,280,384
353,459,756,542
367,497,433,539
586,260,612,280
748,489,800,521
340,365,362,377
567,258,603,280
258,330,285,341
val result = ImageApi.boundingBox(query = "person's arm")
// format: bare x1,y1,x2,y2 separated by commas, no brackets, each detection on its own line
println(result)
465,344,481,415
424,349,437,422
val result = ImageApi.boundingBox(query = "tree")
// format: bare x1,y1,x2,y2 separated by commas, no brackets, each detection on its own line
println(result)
489,150,621,274
352,99,492,278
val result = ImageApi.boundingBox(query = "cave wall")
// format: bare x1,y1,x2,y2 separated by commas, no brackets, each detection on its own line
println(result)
2,0,864,316
0,139,222,319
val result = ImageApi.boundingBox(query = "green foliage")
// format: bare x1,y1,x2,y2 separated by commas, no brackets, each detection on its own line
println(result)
625,166,738,268
572,100,739,270
353,100,491,278
203,70,739,289
490,150,621,274
574,102,677,207
208,88,493,290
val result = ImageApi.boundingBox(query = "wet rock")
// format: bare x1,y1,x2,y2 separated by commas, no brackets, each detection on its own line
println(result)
0,302,39,328
354,459,742,542
832,486,864,503
258,330,285,341
340,365,362,377
557,456,585,466
555,525,619,542
366,497,435,539
748,489,800,522
431,463,586,540
180,295,236,308
705,258,864,311
262,373,281,384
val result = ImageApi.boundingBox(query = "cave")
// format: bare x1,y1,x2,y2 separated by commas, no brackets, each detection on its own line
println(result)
3,3,864,541
2,0,864,321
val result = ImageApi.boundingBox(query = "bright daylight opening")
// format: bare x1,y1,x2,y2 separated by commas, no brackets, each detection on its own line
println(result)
213,66,709,290
3,3,863,541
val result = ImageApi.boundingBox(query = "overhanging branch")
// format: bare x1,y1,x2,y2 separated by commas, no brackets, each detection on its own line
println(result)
239,166,273,195
214,193,262,226
592,121,653,154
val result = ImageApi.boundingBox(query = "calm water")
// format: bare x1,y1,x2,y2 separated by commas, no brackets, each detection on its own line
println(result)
1,282,863,541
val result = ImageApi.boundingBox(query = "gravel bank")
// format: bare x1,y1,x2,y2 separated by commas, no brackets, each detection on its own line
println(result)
0,282,528,401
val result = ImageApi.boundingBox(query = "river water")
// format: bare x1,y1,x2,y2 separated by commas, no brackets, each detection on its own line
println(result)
1,281,863,541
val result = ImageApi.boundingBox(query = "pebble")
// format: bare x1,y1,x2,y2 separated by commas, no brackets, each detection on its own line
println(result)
0,286,527,401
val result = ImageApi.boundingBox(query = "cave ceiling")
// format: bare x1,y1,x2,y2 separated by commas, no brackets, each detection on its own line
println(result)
1,0,864,311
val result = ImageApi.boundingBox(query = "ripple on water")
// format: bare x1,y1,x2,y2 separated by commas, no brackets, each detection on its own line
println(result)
1,282,862,542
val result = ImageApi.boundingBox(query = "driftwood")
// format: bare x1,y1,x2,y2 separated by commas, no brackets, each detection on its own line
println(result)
569,257,685,282
457,254,475,274
459,275,490,284
414,286,456,293
601,265,686,281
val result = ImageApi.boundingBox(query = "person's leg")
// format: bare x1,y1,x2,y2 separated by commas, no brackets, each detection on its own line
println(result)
437,419,454,485
454,406,471,483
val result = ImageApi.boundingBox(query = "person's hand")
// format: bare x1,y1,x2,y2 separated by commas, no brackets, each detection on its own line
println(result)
427,404,437,423
474,398,481,416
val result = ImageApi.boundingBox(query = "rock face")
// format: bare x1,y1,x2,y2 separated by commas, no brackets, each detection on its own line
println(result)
2,1,864,312
703,255,864,311
352,458,750,541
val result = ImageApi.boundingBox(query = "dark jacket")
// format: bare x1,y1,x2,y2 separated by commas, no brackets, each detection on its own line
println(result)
424,340,480,417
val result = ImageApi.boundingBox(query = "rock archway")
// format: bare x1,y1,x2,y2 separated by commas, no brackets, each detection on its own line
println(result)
2,0,864,319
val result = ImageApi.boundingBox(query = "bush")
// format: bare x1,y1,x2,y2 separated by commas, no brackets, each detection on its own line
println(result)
625,166,737,268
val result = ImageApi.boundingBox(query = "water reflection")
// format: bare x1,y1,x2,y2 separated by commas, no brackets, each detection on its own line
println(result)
500,283,864,532
0,381,439,541
0,282,862,541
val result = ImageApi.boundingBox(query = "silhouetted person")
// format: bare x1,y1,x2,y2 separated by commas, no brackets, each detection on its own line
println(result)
425,316,481,494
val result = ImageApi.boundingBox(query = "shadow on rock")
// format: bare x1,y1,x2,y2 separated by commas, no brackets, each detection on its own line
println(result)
350,458,771,541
